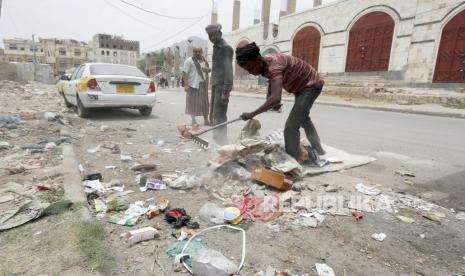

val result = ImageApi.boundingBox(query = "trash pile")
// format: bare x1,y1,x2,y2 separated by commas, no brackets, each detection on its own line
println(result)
3,81,464,275
0,81,74,231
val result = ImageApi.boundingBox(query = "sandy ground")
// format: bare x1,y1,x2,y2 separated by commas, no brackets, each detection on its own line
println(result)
1,82,465,276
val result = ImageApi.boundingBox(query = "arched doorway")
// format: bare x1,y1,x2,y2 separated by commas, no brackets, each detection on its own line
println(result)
346,11,395,72
235,40,249,77
292,26,321,69
433,9,465,83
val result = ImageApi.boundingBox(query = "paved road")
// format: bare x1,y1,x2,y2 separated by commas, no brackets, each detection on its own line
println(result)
93,88,465,209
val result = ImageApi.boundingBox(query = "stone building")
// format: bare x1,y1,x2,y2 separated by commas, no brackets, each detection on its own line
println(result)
214,0,465,87
89,34,140,66
3,38,46,64
3,38,90,75
41,38,90,75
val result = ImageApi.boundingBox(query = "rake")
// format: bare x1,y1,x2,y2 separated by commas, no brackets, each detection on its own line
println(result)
191,118,242,149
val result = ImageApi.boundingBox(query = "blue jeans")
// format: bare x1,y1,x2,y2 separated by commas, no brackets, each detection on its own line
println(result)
284,87,325,161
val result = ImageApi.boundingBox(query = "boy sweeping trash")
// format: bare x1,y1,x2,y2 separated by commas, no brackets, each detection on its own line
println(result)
236,42,326,164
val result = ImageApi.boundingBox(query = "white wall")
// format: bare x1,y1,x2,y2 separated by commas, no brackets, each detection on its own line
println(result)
216,0,465,84
404,0,464,83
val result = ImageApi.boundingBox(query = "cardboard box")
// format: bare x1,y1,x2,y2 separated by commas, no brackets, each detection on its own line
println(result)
251,167,293,191
128,227,159,245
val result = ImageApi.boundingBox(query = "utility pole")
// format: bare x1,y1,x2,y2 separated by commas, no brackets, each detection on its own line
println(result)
0,0,3,20
32,34,37,81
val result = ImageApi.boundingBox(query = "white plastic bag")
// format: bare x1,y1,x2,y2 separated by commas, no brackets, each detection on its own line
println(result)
355,183,381,196
198,203,224,224
315,263,336,276
169,174,198,189
192,249,238,276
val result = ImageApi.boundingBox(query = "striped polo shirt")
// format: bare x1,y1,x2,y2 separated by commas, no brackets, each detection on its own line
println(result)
263,53,324,94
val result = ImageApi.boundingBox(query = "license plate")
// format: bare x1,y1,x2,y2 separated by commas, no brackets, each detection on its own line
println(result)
117,84,134,93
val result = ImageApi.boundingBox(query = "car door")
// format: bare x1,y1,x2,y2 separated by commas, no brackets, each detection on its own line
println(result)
66,65,85,105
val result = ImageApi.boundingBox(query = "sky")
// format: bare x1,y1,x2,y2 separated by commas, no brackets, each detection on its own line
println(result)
0,0,336,53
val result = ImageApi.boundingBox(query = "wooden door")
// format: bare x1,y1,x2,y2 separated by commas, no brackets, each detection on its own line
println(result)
292,26,321,69
434,9,465,83
346,12,394,72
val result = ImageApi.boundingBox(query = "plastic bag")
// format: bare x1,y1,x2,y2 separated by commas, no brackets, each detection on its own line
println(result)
198,202,224,224
169,174,198,190
192,249,239,276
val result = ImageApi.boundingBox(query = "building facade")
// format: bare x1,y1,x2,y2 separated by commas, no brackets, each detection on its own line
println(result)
89,34,140,66
41,39,90,75
216,0,465,87
3,38,90,75
3,38,46,64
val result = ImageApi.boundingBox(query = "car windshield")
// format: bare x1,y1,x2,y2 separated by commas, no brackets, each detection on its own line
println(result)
90,64,146,78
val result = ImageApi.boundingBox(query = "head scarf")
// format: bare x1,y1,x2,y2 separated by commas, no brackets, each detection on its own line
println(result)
235,42,261,65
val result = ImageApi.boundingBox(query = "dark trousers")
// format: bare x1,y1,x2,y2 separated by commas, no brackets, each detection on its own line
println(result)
211,85,228,144
284,87,325,161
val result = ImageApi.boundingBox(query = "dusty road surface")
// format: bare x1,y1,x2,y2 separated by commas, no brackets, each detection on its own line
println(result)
1,83,465,276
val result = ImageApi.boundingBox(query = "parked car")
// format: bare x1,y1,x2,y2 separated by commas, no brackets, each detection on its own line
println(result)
56,74,71,95
61,63,156,117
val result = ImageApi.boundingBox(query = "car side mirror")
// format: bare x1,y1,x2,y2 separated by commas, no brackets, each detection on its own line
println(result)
61,75,70,81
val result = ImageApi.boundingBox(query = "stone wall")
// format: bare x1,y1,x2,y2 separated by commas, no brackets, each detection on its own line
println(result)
0,62,54,84
0,62,19,82
210,0,465,86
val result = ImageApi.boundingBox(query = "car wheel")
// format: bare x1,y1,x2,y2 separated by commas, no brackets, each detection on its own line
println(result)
77,97,90,118
139,107,152,117
62,94,73,108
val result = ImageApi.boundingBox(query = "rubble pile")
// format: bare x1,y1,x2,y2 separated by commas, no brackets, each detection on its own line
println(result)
2,81,464,275
70,111,465,275
0,81,73,231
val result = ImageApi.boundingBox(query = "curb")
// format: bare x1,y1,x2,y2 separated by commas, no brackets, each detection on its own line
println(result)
159,88,465,119
62,144,91,219
315,101,465,119
232,92,465,120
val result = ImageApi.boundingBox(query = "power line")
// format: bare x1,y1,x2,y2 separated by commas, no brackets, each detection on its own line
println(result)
142,14,208,52
139,0,215,43
119,0,208,20
104,0,161,30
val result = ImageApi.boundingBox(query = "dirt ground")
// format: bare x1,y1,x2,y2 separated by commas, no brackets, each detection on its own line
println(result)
1,82,465,276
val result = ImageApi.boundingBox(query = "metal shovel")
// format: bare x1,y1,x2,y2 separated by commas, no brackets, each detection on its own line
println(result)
191,118,242,149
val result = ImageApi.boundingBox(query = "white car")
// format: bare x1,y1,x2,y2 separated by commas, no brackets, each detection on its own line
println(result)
62,63,156,117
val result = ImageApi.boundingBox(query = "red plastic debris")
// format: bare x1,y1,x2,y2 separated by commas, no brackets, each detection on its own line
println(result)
177,124,192,139
351,211,363,221
37,185,50,191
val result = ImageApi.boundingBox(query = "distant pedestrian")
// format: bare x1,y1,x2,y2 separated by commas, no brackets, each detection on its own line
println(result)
170,76,175,88
205,24,233,145
182,47,211,126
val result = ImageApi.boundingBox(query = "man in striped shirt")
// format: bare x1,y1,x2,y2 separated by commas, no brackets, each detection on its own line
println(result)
236,42,325,163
